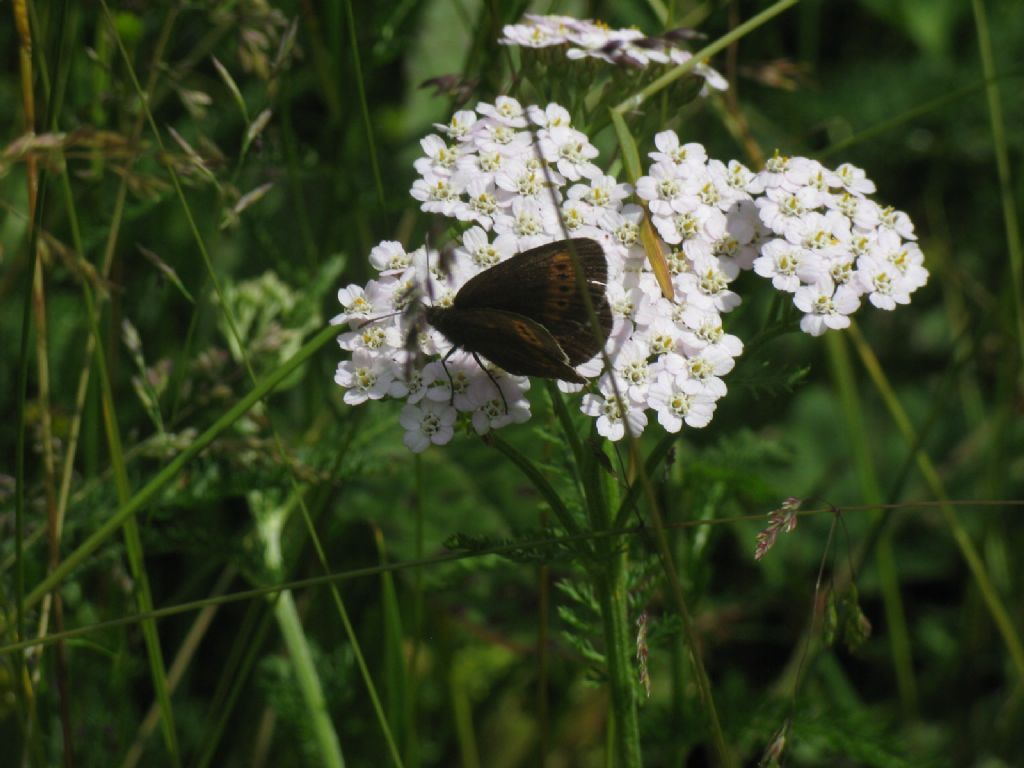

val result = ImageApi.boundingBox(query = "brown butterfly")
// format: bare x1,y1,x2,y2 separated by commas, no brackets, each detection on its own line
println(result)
425,237,613,384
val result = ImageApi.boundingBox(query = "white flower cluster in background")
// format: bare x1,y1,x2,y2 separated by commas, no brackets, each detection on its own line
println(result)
635,138,929,337
499,14,727,92
333,97,927,451
748,152,928,334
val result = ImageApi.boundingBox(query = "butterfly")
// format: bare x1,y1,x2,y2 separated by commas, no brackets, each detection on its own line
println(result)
424,237,613,384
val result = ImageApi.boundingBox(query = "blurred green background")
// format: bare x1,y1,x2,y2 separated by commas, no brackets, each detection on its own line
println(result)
2,0,1022,765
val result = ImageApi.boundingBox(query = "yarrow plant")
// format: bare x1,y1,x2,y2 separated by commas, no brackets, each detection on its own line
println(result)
332,19,927,453
499,14,728,92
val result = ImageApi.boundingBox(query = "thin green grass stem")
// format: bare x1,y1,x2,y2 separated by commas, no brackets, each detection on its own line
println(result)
81,282,181,764
816,71,1024,160
99,6,403,761
488,432,583,538
8,502,1017,660
18,324,338,613
374,527,415,767
254,488,347,768
612,0,799,114
825,332,918,717
594,562,643,768
192,601,276,768
121,567,236,768
848,322,1024,681
274,590,347,768
972,0,1024,367
409,454,426,768
342,0,385,205
613,430,731,766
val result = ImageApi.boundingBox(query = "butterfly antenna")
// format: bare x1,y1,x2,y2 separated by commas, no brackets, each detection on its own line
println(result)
353,309,403,329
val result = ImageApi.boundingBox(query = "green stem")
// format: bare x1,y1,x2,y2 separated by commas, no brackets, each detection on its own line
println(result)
825,332,918,716
594,559,642,768
82,282,181,764
488,433,584,538
848,322,1024,681
18,324,338,613
274,591,346,768
611,0,799,114
971,0,1024,366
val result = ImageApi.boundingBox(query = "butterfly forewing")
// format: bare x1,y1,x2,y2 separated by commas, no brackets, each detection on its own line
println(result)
453,238,612,366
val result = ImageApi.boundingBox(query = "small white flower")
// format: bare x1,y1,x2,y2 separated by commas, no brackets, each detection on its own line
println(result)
399,400,458,452
335,352,407,405
538,125,601,181
652,203,726,247
678,306,743,358
877,205,917,240
337,319,403,353
649,131,708,169
600,205,644,252
456,226,517,270
636,162,685,216
681,347,734,398
856,256,912,310
786,210,851,257
410,171,465,217
368,242,412,274
754,240,817,292
675,254,741,312
413,135,461,177
876,235,928,291
649,375,716,431
477,95,528,127
560,198,593,231
793,278,861,336
831,192,880,231
644,317,679,358
756,187,819,238
457,177,501,227
568,174,632,210
471,120,533,158
528,102,572,129
581,388,648,441
833,163,876,195
454,149,506,188
500,21,561,48
471,376,531,434
421,354,486,412
493,197,560,248
495,160,549,200
613,339,654,403
333,283,375,322
433,109,477,140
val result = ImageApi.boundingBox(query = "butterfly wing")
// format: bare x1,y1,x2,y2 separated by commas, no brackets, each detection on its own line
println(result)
453,238,613,366
427,306,586,382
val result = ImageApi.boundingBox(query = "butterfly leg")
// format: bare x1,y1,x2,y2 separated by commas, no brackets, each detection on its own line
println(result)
471,352,509,414
439,346,458,405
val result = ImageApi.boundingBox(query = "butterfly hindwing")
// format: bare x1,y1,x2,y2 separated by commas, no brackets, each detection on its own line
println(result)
453,238,612,366
426,306,585,382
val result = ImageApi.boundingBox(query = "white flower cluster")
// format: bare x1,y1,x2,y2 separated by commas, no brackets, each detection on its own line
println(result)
499,14,727,92
635,138,928,337
332,97,927,452
748,152,928,335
